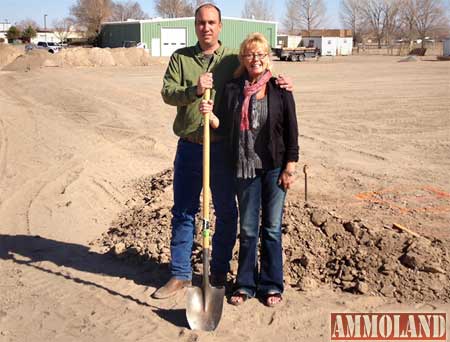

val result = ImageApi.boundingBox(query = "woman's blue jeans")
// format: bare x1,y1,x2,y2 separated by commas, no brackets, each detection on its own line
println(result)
235,168,286,297
170,139,238,280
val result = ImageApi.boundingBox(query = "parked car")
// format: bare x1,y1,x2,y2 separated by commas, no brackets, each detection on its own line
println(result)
25,43,35,52
35,41,61,53
122,40,149,52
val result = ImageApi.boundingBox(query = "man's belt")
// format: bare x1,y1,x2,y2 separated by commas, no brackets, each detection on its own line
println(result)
181,134,224,144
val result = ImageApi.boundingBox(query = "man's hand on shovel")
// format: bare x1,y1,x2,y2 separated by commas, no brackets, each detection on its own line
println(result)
199,99,219,129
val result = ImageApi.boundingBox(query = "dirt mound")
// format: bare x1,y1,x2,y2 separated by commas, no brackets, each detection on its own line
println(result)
0,44,23,68
55,47,116,67
94,168,450,303
110,48,152,67
2,47,156,71
2,49,52,71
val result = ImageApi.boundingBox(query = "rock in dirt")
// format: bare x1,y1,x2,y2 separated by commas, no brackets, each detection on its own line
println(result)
343,221,361,238
310,209,329,227
322,220,345,237
380,284,396,297
297,276,318,291
356,281,370,294
113,242,126,255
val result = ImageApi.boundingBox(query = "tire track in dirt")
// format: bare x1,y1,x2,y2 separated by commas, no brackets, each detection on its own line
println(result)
0,77,158,236
300,133,387,161
90,177,125,206
22,131,165,238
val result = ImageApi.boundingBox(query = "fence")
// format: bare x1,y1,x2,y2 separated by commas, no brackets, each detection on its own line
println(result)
353,41,444,56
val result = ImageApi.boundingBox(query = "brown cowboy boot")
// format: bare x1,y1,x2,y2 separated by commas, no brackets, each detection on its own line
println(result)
151,277,191,299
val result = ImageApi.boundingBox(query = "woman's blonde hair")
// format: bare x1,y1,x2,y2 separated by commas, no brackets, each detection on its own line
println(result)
234,32,273,78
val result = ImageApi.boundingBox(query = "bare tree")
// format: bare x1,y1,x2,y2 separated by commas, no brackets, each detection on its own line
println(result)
283,0,301,33
361,0,399,48
17,19,40,31
383,0,401,49
242,0,274,20
340,0,364,43
414,0,448,47
110,1,148,21
298,0,326,32
398,0,418,45
154,0,194,18
70,0,113,36
193,0,216,7
53,17,75,43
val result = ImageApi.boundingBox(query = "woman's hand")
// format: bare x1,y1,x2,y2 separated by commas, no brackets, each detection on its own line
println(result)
275,74,294,92
278,162,296,190
199,99,219,129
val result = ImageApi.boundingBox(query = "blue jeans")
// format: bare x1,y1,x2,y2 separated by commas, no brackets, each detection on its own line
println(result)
235,168,286,297
170,139,238,280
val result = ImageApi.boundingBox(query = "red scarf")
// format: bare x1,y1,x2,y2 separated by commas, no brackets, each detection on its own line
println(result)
240,71,272,130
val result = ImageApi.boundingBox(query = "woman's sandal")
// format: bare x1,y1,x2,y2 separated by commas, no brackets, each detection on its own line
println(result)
229,292,250,306
264,293,283,307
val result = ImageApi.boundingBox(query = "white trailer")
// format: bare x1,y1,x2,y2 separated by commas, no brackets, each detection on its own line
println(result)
444,38,450,57
302,36,339,56
338,37,353,55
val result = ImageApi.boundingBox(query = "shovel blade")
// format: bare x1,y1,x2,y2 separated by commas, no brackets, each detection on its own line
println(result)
186,285,225,331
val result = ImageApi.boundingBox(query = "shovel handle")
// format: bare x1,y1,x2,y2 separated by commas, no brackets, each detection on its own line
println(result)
203,88,211,249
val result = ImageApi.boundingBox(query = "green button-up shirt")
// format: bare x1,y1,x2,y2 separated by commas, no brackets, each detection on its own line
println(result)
161,42,239,140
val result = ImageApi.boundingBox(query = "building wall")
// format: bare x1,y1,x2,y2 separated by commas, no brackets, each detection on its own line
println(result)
321,37,338,56
1,22,11,43
101,17,277,56
302,37,322,49
101,22,141,48
338,37,353,55
444,39,450,57
140,18,195,56
220,18,276,49
302,36,353,56
277,35,303,48
0,23,11,31
31,32,61,44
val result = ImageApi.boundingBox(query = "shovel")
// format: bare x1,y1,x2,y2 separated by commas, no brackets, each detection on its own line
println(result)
186,88,225,331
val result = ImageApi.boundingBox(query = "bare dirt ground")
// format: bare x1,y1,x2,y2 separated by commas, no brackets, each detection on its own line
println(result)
1,53,449,341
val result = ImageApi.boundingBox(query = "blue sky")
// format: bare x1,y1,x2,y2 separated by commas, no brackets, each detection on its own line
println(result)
1,0,341,28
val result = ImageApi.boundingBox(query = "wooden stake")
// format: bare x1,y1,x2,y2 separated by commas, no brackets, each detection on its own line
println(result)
392,223,421,238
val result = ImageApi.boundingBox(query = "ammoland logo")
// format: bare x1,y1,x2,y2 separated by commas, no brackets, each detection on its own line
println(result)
331,313,447,341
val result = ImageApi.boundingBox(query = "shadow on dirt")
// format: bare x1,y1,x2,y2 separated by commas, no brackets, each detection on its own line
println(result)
0,233,191,328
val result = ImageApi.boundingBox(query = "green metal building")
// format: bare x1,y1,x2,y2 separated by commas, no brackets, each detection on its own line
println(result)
100,17,277,56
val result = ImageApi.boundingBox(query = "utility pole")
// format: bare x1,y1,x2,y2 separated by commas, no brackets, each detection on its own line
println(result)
44,14,47,42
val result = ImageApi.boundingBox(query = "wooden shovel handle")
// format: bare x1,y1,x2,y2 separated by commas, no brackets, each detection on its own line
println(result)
203,89,211,249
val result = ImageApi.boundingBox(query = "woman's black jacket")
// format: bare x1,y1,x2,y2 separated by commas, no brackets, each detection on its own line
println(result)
216,76,299,171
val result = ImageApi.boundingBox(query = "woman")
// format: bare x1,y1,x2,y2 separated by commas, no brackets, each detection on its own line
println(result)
200,33,299,307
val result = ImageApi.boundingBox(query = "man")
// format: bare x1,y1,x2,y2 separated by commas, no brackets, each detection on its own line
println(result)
152,3,292,299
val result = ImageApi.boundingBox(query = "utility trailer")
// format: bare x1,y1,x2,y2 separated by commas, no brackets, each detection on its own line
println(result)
272,47,320,61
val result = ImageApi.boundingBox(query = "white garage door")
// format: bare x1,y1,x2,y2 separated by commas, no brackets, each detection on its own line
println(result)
161,28,187,56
